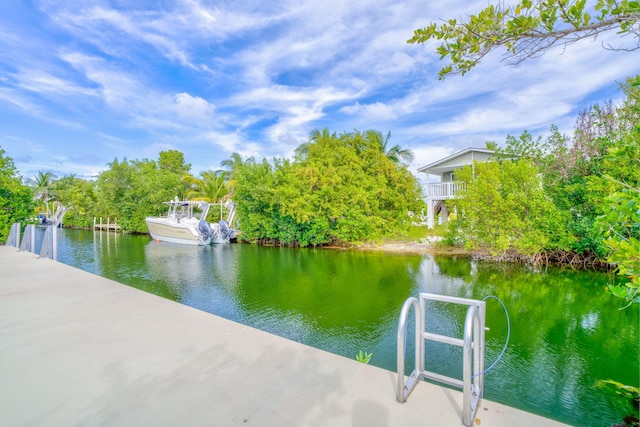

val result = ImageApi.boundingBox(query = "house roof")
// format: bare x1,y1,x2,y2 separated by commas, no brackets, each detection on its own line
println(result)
417,147,494,175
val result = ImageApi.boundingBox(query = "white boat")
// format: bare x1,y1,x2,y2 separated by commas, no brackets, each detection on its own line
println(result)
145,198,236,245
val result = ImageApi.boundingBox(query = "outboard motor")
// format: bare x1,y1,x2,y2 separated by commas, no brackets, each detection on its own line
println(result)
219,220,234,241
198,219,214,240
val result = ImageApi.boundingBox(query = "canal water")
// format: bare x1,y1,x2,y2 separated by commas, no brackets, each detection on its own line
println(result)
56,229,639,426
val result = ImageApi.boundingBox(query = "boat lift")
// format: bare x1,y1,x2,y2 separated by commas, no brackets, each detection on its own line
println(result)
397,293,486,427
7,222,59,261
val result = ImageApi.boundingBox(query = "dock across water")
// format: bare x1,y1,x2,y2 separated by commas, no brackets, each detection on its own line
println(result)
0,246,568,426
93,217,121,231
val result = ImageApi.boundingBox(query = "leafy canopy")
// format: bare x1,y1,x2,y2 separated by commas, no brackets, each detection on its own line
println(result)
0,148,34,242
184,170,229,203
96,151,192,232
50,175,97,228
599,189,640,308
234,129,423,247
455,158,569,256
409,0,640,79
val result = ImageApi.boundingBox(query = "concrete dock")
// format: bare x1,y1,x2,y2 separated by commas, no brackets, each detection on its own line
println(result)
0,246,569,426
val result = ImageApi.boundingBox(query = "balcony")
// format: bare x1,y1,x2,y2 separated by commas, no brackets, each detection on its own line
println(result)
426,181,465,200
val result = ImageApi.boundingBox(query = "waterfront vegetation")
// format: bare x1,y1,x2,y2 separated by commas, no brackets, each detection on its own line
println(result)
234,129,423,246
0,129,423,247
0,77,638,286
1,83,637,427
0,70,638,312
442,76,639,307
0,3,635,423
1,1,637,423
0,149,34,241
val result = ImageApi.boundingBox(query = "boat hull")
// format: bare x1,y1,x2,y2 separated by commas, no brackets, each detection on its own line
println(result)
145,218,210,246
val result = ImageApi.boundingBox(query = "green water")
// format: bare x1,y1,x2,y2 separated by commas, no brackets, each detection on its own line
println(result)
56,229,639,426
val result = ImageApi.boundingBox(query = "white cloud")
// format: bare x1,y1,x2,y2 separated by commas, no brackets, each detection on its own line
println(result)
413,145,455,169
172,93,216,123
0,88,44,114
47,5,194,68
15,70,98,96
204,130,245,153
143,142,175,159
0,0,635,180
340,101,398,121
61,52,140,109
61,53,220,134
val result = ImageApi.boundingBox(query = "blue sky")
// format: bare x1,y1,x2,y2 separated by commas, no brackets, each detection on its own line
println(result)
0,1,636,184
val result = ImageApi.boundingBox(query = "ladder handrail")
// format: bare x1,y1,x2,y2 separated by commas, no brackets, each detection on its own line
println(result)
396,292,486,427
462,304,483,427
396,296,421,402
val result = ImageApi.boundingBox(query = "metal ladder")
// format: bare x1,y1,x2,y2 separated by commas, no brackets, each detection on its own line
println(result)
397,293,486,427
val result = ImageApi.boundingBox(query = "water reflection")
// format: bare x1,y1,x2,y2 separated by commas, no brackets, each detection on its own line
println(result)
55,229,638,427
144,241,209,284
144,242,243,320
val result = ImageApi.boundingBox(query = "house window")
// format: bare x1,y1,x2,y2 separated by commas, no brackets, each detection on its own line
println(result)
451,172,456,181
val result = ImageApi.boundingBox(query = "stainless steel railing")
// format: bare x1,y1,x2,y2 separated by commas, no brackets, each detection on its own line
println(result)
397,293,486,427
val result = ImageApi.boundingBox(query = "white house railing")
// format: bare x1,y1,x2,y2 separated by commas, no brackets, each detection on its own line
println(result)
427,181,466,199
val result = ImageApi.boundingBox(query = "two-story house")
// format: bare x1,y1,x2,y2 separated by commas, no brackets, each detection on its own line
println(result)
418,147,494,228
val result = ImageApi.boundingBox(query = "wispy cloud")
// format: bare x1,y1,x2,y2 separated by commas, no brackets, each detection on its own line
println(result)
0,0,634,181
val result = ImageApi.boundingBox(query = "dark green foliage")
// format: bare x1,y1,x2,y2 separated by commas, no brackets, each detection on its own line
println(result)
96,155,188,233
455,159,570,255
446,75,639,264
0,148,34,243
235,130,424,247
599,189,640,307
27,170,56,216
185,170,229,203
12,150,197,234
544,77,640,256
51,175,97,229
158,150,191,176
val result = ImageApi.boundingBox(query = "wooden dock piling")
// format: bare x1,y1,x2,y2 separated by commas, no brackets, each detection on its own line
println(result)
93,217,121,232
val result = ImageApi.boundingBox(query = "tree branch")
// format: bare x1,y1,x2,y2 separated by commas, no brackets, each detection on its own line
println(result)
409,0,640,78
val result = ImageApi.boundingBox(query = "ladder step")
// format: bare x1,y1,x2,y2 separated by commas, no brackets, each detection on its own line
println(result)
423,371,464,389
423,332,464,347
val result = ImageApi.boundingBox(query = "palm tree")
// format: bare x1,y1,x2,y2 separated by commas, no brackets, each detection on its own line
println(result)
28,171,57,216
221,152,255,175
309,128,337,143
50,174,77,211
385,144,415,164
294,141,311,160
185,170,229,203
366,130,415,164
296,128,338,160
220,153,255,196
